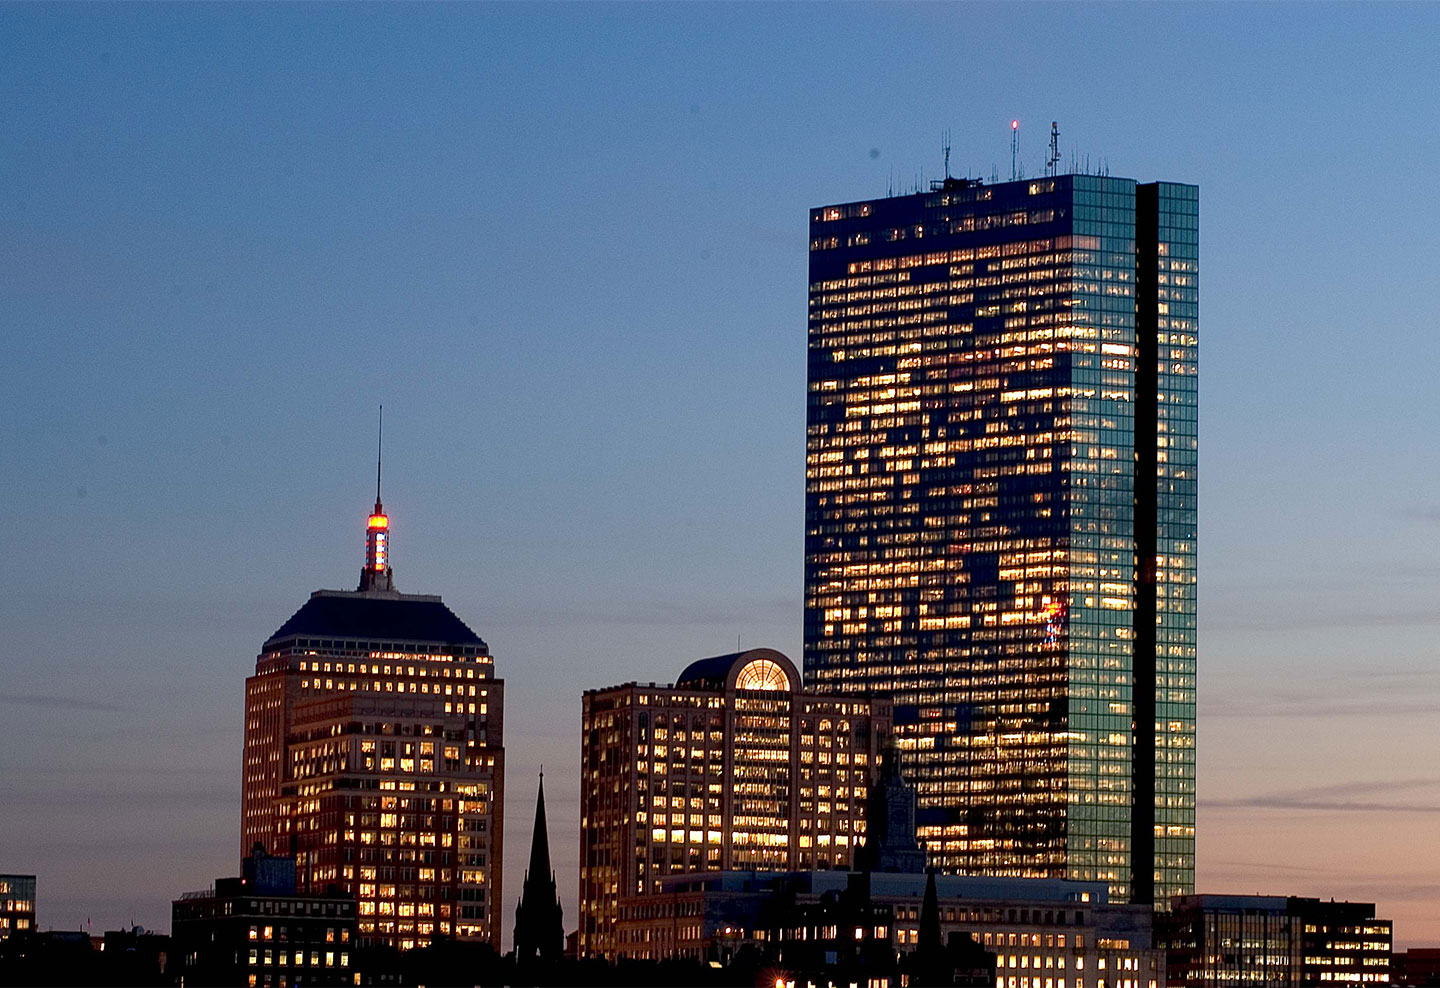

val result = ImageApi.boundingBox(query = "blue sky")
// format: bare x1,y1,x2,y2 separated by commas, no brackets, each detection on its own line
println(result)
4,2,1440,947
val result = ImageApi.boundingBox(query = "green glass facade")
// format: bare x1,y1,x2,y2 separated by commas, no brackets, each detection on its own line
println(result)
1138,182,1199,903
803,174,1196,905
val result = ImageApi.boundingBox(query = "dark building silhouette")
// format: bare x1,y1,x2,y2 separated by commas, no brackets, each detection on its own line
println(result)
513,774,564,964
0,929,108,987
758,874,899,985
919,866,942,951
171,847,356,987
1395,948,1440,986
857,743,926,874
100,926,172,986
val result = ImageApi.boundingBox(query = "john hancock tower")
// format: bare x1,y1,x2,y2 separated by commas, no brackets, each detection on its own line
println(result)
803,170,1197,905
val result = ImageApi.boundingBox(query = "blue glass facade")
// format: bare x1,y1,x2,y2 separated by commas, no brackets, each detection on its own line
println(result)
804,175,1196,905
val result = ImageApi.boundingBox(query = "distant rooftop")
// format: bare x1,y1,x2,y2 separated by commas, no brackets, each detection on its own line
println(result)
674,650,751,689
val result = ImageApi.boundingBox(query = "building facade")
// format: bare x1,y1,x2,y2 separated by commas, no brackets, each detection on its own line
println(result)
241,492,504,950
1393,948,1440,986
0,875,35,941
617,869,1162,988
172,850,356,988
804,173,1198,904
579,649,890,958
1163,895,1391,986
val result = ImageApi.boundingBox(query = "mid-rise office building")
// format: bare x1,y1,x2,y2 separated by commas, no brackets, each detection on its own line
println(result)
242,487,504,950
0,875,35,941
1163,894,1391,986
579,648,890,958
804,171,1198,904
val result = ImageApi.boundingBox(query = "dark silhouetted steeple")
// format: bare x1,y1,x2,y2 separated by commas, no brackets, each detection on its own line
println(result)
514,773,563,964
919,866,942,954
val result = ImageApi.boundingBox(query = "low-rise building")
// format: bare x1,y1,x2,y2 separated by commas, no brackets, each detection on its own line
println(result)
100,926,173,984
618,868,1162,988
0,875,36,942
172,848,357,987
1393,947,1440,986
1164,894,1391,986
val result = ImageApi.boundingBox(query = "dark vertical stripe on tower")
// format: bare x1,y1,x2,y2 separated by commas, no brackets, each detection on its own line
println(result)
1131,184,1159,907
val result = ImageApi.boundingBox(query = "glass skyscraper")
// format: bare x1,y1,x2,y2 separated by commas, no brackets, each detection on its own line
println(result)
803,174,1197,905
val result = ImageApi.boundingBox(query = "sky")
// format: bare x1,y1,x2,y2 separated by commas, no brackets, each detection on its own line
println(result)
4,1,1440,949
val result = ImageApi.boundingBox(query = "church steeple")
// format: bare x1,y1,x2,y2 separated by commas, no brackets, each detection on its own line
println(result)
358,407,395,593
514,773,564,964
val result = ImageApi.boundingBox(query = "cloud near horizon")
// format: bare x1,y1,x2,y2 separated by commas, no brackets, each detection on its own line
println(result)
1208,777,1440,815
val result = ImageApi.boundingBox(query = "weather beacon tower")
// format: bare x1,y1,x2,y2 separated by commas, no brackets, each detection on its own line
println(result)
803,172,1197,905
242,457,506,949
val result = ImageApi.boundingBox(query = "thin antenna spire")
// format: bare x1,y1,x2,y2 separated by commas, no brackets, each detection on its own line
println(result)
942,130,951,180
1010,119,1019,181
360,406,395,593
1047,121,1061,177
375,405,383,507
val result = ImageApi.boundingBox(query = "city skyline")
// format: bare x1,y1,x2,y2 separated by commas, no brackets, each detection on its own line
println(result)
5,2,1440,952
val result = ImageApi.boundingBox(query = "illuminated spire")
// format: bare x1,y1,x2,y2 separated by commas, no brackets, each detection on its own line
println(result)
359,406,395,592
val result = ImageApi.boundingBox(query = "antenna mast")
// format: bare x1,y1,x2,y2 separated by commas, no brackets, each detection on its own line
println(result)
375,405,384,506
360,404,395,592
942,130,952,180
1047,121,1061,177
1010,119,1019,181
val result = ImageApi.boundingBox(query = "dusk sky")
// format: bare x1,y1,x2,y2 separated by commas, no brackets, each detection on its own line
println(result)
5,2,1440,948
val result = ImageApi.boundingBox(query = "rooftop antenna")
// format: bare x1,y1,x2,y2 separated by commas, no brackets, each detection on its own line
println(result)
942,130,952,180
359,404,394,592
1010,119,1019,181
1047,121,1061,177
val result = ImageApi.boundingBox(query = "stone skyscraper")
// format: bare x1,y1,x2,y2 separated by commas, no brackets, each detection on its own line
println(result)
804,172,1197,905
242,482,506,949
